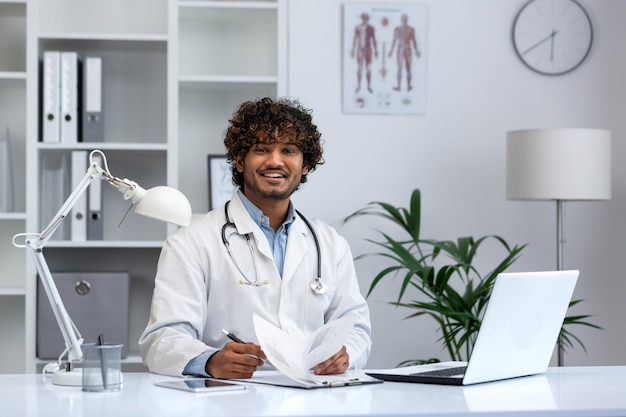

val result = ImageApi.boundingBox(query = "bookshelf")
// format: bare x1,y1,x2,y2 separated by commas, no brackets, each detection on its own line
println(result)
0,0,285,374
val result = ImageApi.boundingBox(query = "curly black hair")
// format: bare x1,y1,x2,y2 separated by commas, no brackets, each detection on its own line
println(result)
223,97,324,189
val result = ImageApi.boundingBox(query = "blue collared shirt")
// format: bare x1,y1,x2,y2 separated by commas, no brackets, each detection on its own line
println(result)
238,189,296,276
183,190,296,376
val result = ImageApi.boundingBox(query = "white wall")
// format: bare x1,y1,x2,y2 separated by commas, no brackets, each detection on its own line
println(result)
287,0,626,368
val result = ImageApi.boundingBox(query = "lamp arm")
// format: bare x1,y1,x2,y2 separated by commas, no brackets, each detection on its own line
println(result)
29,245,84,365
11,163,104,367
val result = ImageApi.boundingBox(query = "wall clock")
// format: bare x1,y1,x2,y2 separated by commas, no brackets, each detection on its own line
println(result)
512,0,593,76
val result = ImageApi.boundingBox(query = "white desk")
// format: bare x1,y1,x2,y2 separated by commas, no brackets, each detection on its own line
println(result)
3,367,626,417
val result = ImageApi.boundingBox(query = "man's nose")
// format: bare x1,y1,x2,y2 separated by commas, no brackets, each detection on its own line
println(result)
266,149,284,165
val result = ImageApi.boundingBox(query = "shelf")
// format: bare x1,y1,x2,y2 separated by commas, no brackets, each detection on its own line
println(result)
45,240,165,249
0,212,26,220
179,1,277,10
0,288,25,296
0,71,26,80
179,75,277,86
35,354,144,365
37,143,168,152
38,33,168,43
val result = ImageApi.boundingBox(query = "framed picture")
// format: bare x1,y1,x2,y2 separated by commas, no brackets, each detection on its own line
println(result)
207,155,235,210
342,2,427,115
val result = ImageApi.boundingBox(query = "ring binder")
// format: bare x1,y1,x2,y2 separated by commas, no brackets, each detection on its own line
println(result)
42,51,61,143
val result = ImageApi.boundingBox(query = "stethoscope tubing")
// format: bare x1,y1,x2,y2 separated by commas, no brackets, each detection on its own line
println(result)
221,200,326,294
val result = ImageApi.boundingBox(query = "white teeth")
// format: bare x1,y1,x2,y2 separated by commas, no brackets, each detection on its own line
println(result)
264,173,283,178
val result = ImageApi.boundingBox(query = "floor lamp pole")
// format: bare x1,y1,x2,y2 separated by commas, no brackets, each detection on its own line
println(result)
556,199,565,366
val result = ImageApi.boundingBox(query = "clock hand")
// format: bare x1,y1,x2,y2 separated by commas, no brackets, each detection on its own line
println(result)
550,29,557,61
521,29,559,56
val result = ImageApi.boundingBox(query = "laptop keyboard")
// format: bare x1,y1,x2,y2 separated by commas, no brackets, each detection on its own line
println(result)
411,366,467,378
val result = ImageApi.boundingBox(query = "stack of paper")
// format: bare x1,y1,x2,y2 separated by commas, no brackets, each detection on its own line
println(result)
230,314,381,389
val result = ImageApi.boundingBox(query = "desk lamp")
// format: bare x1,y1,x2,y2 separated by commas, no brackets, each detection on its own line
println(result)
506,128,611,366
13,149,192,385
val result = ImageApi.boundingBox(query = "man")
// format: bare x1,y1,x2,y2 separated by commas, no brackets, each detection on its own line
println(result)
389,13,420,92
351,12,378,93
139,97,372,379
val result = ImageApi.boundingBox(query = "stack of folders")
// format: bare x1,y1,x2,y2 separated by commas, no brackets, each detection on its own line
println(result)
41,51,105,241
42,51,104,144
40,150,103,242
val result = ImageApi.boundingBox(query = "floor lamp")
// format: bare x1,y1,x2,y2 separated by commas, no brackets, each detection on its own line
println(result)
506,128,611,366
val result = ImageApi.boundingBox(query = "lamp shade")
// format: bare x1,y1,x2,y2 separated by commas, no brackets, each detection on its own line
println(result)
134,186,192,227
506,128,611,201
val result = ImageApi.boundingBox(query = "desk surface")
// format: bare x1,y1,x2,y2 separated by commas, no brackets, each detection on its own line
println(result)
3,366,626,417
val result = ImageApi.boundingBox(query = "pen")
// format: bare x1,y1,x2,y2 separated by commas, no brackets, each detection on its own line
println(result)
221,329,269,365
98,333,107,389
222,329,245,344
327,378,362,387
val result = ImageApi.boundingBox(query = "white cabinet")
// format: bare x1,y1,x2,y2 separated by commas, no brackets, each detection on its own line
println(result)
0,0,285,374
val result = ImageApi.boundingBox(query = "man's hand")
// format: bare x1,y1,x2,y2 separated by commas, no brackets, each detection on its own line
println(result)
206,342,266,379
313,345,349,375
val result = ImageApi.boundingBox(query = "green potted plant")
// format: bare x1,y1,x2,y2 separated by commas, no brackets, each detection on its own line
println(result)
344,188,599,365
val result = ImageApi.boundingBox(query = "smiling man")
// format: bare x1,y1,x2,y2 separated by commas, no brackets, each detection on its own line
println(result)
139,97,372,379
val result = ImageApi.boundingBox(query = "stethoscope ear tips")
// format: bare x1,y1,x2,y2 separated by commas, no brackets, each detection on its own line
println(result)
239,279,270,286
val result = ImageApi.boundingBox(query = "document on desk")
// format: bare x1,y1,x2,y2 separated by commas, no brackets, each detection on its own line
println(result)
240,314,381,389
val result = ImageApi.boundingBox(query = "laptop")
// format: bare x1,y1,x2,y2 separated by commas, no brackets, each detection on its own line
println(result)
366,270,579,385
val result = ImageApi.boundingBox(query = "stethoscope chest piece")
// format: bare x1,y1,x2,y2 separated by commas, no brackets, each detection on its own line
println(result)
310,277,327,295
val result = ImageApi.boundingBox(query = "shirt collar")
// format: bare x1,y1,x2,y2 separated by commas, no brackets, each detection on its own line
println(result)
237,189,297,231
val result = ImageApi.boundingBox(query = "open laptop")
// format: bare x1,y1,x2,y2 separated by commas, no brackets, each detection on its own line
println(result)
366,270,579,385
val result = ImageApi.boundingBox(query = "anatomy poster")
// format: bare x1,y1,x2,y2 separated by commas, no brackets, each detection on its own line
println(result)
343,3,426,115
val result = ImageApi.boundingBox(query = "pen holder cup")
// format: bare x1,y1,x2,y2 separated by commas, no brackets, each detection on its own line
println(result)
82,343,123,392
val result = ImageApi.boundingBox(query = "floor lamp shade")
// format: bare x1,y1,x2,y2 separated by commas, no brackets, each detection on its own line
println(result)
506,128,611,201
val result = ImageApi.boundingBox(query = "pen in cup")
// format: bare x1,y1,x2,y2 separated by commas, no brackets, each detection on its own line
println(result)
98,333,107,389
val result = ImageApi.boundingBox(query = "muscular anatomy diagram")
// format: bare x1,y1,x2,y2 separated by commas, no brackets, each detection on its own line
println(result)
388,14,420,92
351,12,378,93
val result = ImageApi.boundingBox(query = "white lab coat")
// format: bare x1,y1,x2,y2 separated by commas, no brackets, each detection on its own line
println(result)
139,192,372,376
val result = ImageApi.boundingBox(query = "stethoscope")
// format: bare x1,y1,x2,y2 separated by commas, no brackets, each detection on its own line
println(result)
221,201,327,295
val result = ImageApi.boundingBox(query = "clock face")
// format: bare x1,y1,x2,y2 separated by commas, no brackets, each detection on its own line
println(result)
512,0,593,75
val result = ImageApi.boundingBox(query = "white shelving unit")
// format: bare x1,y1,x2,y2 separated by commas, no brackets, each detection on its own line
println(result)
24,0,169,372
0,0,285,374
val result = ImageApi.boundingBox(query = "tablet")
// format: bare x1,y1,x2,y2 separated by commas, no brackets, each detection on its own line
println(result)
154,378,247,393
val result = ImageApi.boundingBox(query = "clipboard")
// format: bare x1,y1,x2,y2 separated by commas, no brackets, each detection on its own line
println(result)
218,370,383,390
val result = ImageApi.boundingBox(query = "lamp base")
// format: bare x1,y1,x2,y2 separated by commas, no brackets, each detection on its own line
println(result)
53,368,82,386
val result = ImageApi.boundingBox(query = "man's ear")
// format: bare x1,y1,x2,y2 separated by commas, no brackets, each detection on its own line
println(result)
235,157,244,173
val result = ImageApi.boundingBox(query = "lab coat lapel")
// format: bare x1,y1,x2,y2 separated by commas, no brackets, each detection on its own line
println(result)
282,219,309,285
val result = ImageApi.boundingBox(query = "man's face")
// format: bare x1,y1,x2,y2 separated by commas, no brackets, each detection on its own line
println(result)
236,140,308,203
